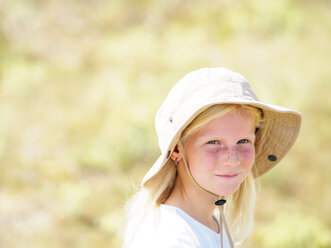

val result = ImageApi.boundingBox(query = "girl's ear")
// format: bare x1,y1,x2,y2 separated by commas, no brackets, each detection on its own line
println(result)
170,145,182,161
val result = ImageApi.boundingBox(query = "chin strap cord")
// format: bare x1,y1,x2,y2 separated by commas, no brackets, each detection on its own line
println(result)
215,199,234,248
177,142,234,248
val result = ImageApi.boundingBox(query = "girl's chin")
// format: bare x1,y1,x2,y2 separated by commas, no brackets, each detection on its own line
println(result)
213,185,241,197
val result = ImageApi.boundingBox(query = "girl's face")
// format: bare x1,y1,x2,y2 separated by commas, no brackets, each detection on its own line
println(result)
182,110,256,196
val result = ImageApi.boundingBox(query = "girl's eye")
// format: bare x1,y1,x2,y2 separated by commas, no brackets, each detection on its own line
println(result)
207,140,219,145
238,139,249,144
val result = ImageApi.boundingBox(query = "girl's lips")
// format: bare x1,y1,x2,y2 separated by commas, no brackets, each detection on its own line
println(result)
215,173,239,178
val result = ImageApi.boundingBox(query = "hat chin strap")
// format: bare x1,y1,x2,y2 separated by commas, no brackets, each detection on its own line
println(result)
177,141,234,248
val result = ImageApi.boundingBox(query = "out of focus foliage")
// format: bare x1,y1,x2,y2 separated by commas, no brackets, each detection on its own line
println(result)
0,0,330,247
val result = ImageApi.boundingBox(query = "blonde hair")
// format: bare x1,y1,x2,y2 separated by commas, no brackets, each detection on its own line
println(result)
123,104,262,247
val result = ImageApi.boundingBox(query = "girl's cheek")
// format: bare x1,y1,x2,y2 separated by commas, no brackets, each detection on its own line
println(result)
205,146,222,154
204,147,229,162
239,148,255,165
201,149,220,165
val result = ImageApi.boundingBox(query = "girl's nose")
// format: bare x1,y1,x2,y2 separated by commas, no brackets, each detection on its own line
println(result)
221,147,241,167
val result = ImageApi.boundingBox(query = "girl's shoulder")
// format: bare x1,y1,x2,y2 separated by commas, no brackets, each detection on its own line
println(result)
158,204,201,241
130,204,203,248
129,205,231,248
147,204,221,247
135,205,198,246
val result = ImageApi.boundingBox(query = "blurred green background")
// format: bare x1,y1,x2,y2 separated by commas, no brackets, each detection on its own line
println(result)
0,0,330,247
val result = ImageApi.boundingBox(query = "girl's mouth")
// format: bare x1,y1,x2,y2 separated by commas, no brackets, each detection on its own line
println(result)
215,173,239,178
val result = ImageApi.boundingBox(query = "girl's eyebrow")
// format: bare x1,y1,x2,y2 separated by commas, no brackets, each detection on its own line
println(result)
196,132,256,142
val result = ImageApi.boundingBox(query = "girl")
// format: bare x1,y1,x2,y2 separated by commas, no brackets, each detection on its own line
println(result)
123,68,302,248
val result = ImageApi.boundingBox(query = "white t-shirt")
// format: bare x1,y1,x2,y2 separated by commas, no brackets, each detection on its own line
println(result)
130,204,232,248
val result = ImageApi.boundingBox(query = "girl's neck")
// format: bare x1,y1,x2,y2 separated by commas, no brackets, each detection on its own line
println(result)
164,175,219,232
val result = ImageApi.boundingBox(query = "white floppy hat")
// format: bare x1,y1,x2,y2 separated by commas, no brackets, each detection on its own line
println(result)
142,67,302,185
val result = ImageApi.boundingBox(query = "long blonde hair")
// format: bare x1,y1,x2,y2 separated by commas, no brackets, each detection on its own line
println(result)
123,104,262,247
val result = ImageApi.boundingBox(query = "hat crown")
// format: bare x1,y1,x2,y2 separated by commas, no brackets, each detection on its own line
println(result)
155,68,258,152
